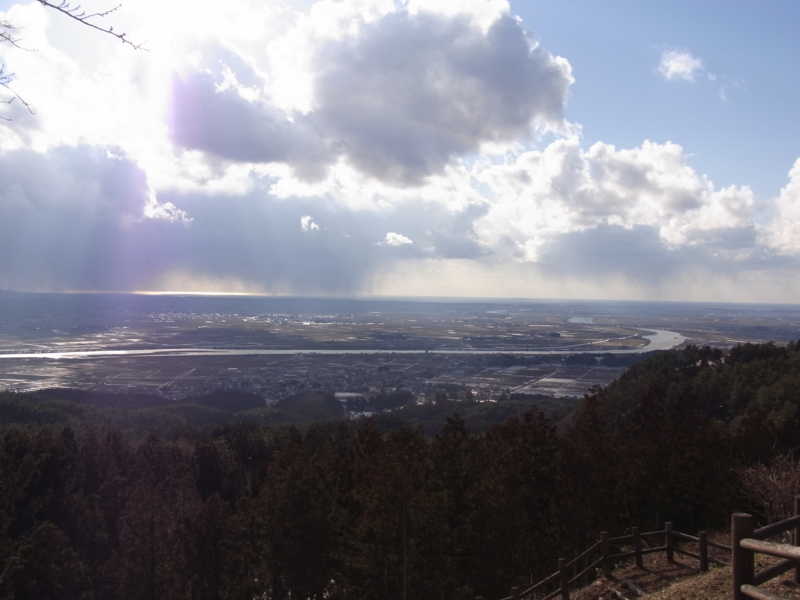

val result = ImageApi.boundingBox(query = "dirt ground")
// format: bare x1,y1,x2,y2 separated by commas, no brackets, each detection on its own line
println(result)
566,545,800,600
570,550,712,600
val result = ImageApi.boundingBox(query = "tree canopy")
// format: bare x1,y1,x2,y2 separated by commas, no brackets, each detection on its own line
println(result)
0,341,798,598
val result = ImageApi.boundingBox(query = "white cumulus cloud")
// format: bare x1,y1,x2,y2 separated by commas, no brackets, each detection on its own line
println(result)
166,2,573,185
381,232,413,246
1,0,798,302
473,137,756,264
761,158,800,254
658,48,704,82
300,215,320,231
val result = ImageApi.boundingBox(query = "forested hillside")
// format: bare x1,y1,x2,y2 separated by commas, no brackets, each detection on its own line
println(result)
0,386,578,437
0,342,798,599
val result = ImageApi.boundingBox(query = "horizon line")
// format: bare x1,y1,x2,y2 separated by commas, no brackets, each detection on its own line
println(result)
2,288,800,308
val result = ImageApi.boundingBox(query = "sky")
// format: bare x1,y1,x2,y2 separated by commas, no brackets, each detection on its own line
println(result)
1,0,799,303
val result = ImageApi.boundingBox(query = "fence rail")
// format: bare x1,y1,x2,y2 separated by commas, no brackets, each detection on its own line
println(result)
485,498,800,600
732,496,800,600
482,521,730,600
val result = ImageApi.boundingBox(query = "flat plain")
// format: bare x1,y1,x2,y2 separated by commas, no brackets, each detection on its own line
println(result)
1,292,798,400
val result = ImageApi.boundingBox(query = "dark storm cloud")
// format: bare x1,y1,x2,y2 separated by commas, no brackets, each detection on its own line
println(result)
0,145,148,218
0,144,790,294
168,10,571,184
536,223,781,284
170,72,331,180
140,191,386,293
364,199,489,259
0,144,489,292
141,191,491,293
0,145,153,290
313,12,571,184
538,225,689,283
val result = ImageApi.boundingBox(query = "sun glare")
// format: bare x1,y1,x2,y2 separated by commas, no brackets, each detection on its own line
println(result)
132,290,264,296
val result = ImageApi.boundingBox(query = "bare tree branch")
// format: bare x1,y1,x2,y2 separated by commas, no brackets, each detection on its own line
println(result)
0,65,34,118
1,19,35,116
1,18,35,116
1,19,24,48
35,1,146,50
0,1,145,119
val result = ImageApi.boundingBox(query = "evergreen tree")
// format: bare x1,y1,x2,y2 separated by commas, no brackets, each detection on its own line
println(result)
0,522,91,600
559,389,620,547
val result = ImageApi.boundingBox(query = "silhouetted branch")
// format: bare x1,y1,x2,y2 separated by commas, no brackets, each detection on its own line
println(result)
0,66,34,118
1,1,144,119
35,1,146,50
1,19,24,48
1,19,34,116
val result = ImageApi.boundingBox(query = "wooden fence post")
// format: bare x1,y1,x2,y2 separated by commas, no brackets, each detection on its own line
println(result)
633,526,643,569
795,496,800,585
511,586,519,600
665,522,674,563
583,549,589,587
559,558,570,600
601,531,612,579
732,513,754,600
699,531,708,572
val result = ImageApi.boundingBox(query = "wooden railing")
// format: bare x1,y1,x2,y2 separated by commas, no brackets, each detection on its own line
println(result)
732,496,800,600
482,498,800,600
478,523,730,600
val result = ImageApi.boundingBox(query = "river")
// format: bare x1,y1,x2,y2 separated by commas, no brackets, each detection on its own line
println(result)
0,328,686,360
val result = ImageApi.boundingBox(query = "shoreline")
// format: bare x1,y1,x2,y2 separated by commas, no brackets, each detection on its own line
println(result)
0,328,687,360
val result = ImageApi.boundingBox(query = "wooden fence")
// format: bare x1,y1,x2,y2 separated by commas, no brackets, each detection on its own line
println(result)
478,523,730,600
481,497,800,600
732,496,800,600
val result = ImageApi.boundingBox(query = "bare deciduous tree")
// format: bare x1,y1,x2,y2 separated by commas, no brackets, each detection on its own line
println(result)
1,0,144,119
739,452,800,526
1,16,28,118
34,1,144,49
